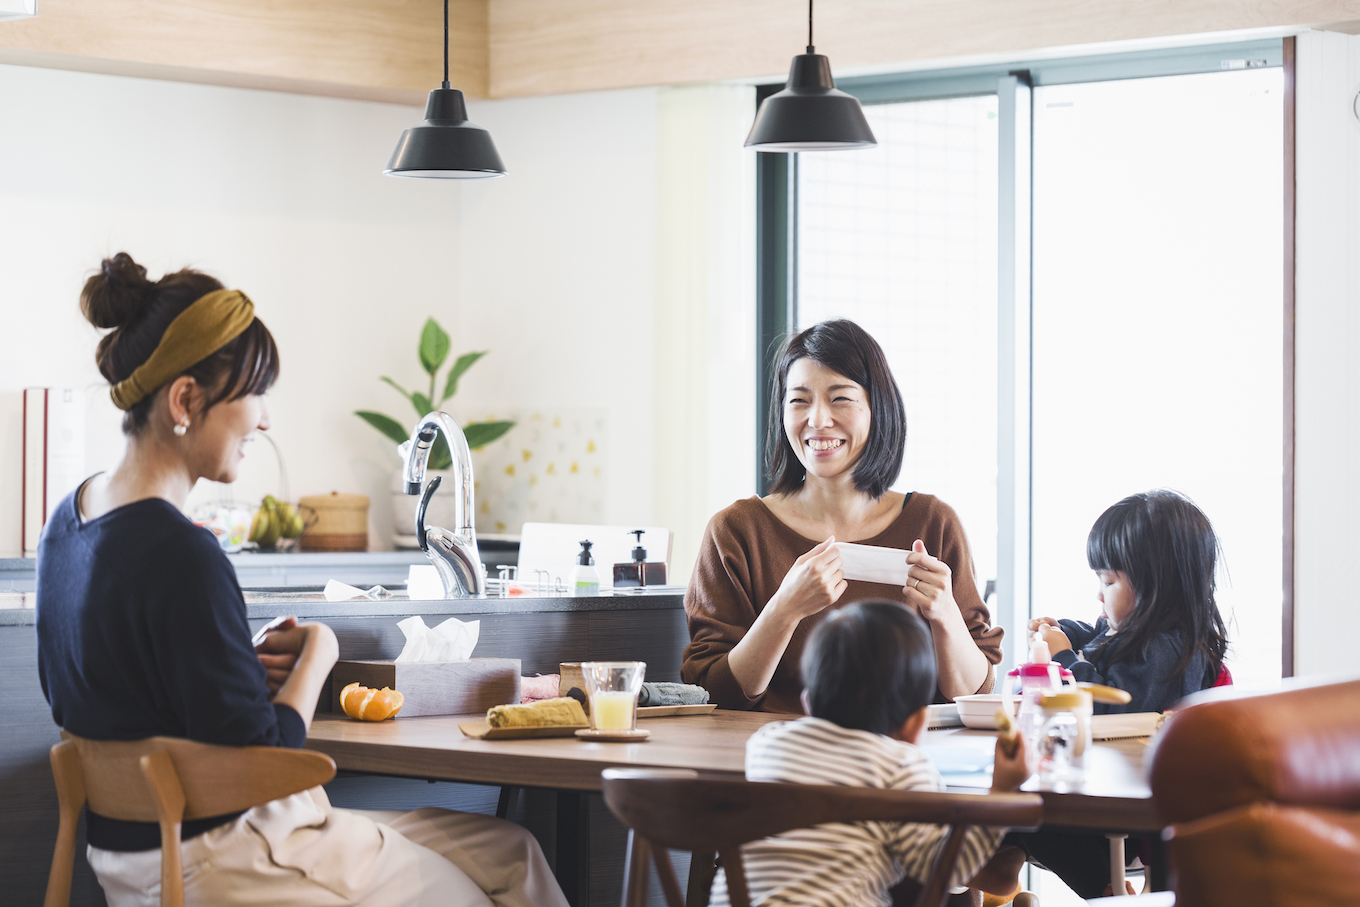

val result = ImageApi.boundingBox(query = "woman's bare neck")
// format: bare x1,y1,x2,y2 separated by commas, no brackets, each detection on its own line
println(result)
79,438,195,522
761,480,905,543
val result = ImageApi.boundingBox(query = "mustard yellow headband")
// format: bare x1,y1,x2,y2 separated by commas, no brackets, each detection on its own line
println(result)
109,289,256,411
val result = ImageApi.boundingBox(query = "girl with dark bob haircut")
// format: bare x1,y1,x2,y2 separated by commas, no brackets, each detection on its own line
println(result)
37,253,567,907
682,318,1002,716
768,319,907,500
1031,489,1230,711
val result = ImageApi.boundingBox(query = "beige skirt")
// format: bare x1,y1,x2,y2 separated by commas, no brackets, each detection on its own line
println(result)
87,788,566,907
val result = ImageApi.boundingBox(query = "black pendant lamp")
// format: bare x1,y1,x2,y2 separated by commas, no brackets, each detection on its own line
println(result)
745,0,876,152
385,0,506,179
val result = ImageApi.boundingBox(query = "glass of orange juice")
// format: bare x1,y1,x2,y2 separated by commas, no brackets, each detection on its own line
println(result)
581,662,646,732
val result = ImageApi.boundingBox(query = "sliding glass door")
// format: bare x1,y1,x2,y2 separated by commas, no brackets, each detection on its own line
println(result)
769,40,1285,685
1030,67,1284,683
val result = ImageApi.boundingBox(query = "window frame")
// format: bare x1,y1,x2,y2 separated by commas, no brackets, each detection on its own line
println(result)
754,36,1294,674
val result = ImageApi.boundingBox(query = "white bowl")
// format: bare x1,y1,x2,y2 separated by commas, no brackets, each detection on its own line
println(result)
954,693,1019,730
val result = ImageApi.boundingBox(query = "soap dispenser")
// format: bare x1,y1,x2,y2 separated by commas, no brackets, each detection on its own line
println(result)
612,530,667,588
569,540,600,597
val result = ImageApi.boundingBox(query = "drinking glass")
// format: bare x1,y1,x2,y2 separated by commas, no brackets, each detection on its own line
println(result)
581,661,646,732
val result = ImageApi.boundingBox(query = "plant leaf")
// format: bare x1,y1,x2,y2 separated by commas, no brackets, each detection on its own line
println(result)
441,350,488,402
419,318,451,376
380,376,414,405
463,420,515,450
411,392,435,418
355,410,411,446
429,433,453,471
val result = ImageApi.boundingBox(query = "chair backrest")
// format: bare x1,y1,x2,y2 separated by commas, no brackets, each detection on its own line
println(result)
1148,678,1360,907
1150,677,1360,825
601,769,1043,907
45,732,336,907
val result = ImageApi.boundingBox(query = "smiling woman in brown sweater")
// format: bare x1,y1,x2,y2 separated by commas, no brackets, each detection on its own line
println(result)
681,320,1003,712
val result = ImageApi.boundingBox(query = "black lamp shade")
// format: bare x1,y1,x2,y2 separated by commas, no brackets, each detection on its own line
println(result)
385,88,506,179
745,54,876,152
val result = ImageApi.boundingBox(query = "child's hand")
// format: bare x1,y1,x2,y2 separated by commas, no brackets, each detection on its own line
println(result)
1035,622,1072,655
991,732,1033,793
1027,616,1060,633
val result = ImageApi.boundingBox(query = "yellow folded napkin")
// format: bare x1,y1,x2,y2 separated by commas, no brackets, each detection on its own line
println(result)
486,697,588,728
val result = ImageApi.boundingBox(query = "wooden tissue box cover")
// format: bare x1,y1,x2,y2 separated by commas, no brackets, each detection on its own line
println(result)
332,658,521,717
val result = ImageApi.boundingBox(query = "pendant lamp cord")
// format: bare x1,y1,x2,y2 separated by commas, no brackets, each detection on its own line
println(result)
442,0,450,89
807,0,814,53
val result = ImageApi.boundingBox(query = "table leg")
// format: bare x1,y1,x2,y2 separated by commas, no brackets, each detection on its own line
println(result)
556,790,590,907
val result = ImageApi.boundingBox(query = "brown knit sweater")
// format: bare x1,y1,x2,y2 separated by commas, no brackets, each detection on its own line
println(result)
681,494,1003,713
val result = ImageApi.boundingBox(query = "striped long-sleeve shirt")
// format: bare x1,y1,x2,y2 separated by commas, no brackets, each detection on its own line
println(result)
708,717,1006,907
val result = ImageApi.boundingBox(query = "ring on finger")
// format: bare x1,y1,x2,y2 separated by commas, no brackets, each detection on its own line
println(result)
912,578,920,590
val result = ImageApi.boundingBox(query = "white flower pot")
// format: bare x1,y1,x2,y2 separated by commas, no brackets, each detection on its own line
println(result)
391,469,460,548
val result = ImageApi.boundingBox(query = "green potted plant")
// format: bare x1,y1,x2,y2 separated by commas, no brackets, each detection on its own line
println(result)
357,318,514,543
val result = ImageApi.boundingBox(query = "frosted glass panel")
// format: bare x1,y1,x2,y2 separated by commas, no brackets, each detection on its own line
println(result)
1031,69,1283,683
798,95,1000,585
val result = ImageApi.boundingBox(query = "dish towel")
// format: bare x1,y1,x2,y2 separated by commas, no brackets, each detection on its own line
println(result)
637,682,709,707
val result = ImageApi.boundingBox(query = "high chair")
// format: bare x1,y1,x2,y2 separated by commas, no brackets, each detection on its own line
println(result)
44,731,337,907
601,768,1044,907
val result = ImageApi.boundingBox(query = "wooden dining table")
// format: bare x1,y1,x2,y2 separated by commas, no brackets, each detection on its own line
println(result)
306,709,1164,902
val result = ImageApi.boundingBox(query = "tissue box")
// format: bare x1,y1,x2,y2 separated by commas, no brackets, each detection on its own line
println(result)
332,658,521,717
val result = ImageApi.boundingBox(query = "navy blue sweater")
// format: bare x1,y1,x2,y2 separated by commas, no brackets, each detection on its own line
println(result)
1051,617,1215,714
36,486,304,851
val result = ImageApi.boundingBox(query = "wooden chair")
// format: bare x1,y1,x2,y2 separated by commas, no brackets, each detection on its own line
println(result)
601,768,1044,907
44,732,337,907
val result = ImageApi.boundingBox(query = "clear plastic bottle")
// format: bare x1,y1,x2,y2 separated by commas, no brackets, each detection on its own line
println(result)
1037,690,1092,788
1013,638,1063,750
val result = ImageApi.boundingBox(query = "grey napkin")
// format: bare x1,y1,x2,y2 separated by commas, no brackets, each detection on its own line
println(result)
637,682,709,707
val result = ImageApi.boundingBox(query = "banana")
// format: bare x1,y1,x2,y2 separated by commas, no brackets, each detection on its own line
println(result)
249,503,281,547
275,502,305,539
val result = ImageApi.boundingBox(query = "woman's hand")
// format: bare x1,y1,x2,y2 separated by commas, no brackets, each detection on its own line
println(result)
269,621,339,729
255,616,300,697
769,537,846,623
903,539,958,622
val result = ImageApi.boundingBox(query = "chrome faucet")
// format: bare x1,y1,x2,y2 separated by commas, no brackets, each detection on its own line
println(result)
399,411,485,598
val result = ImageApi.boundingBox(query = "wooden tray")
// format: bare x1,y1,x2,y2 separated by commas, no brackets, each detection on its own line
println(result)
636,704,716,718
459,722,588,740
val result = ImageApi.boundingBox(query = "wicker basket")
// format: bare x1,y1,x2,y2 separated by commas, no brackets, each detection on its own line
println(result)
299,492,369,552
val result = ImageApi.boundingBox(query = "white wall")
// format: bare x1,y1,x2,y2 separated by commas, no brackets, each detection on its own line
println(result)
1293,30,1360,676
0,63,476,554
0,64,758,569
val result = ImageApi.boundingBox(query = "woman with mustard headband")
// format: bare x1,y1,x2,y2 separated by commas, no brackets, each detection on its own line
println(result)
35,253,568,907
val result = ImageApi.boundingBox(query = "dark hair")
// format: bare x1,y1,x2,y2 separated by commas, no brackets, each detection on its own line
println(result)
81,252,280,435
1085,490,1228,681
767,319,907,499
801,600,937,736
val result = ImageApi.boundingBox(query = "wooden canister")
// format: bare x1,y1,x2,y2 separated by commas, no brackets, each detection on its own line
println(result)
299,491,369,551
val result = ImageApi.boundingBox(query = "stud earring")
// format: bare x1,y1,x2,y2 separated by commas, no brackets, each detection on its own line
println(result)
174,419,189,437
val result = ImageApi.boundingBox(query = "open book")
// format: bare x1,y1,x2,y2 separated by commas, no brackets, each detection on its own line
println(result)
1090,711,1164,741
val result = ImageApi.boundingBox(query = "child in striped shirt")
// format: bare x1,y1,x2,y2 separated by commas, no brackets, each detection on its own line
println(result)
710,600,1032,907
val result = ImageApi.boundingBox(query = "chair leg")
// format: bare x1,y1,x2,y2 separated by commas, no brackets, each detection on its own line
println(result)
45,741,86,907
918,825,970,907
653,847,686,907
1106,834,1127,895
622,829,652,907
687,850,717,907
718,848,752,907
140,751,187,907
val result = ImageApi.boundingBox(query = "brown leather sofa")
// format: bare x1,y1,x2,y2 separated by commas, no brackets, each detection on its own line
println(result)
1148,677,1360,906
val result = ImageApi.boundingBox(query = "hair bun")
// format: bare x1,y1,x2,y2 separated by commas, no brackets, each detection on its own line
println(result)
81,252,153,329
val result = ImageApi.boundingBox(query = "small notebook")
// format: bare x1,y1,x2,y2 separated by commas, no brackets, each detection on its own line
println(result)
1090,712,1164,741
